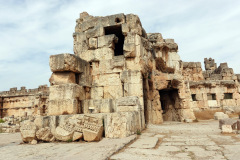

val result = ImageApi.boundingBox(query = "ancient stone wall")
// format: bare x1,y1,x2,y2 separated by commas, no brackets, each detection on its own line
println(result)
189,80,240,111
0,85,49,118
182,62,204,81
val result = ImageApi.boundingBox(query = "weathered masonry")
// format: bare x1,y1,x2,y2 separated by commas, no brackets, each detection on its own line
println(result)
1,12,240,141
0,85,49,117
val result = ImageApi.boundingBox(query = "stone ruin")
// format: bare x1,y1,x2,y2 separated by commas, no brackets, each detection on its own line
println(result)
1,12,240,142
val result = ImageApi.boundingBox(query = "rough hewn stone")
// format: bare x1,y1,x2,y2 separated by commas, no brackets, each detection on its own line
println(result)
36,127,55,142
49,53,89,73
20,120,37,143
83,116,103,142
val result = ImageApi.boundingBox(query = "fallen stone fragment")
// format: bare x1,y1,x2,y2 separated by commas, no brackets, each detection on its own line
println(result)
73,132,83,141
54,126,74,141
219,118,238,129
83,116,103,142
214,112,229,120
20,120,37,143
222,125,233,133
31,139,37,145
36,127,55,142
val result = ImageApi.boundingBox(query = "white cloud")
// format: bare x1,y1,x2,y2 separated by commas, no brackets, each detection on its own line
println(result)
0,0,240,91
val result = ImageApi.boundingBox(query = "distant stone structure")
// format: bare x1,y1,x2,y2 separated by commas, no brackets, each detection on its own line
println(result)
0,85,49,118
1,12,240,142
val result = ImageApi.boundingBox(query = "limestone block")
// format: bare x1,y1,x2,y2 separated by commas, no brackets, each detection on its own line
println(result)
184,119,193,123
165,39,174,43
221,125,232,133
78,70,92,87
112,56,125,68
117,105,140,112
98,34,118,48
107,13,125,26
73,132,83,141
49,84,85,100
34,116,50,129
178,109,196,122
91,87,103,99
48,99,79,115
86,26,104,38
222,99,237,106
31,139,37,145
77,17,98,32
91,61,100,75
124,83,143,97
78,50,95,62
50,53,89,73
214,112,229,120
126,14,142,35
116,96,140,106
147,33,163,43
125,58,141,70
49,72,76,86
104,112,141,138
208,100,218,108
104,85,123,99
73,32,88,55
93,73,121,86
83,116,103,142
99,60,112,74
82,99,114,114
36,127,55,142
100,99,114,113
124,32,136,44
120,70,142,84
89,38,97,49
195,94,203,101
121,23,129,35
20,120,37,143
58,115,85,134
124,43,136,58
94,48,114,61
54,126,74,141
219,118,238,129
81,100,91,114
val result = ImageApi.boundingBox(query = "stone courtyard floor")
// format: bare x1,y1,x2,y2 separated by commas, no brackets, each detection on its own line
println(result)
1,120,240,160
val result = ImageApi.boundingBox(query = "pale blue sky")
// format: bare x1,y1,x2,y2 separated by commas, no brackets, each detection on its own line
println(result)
0,0,240,91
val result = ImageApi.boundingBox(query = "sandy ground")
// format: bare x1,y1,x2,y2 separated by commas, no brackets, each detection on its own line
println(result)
1,120,240,160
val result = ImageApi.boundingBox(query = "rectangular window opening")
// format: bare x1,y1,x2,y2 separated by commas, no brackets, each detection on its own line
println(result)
104,25,124,56
192,94,197,101
207,93,216,100
224,93,233,99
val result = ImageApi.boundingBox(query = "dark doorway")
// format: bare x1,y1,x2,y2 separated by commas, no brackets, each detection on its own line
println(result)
159,89,180,121
104,25,124,56
42,105,46,114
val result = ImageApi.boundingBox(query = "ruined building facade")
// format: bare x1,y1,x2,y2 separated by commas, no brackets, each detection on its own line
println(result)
1,12,240,139
0,85,49,118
